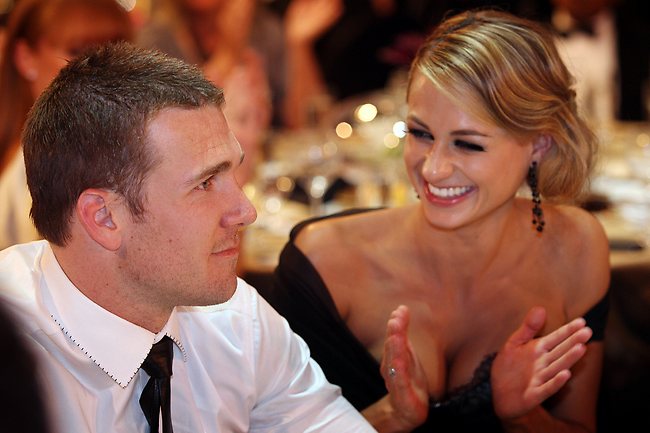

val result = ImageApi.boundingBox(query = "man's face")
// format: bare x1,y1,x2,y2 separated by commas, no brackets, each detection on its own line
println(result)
116,105,256,310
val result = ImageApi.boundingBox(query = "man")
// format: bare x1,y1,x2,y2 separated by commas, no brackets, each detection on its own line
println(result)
0,42,376,433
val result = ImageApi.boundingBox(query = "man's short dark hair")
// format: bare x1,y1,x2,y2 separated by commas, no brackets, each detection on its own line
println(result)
23,42,225,246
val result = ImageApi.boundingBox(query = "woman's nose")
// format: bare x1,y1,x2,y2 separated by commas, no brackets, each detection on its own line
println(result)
422,146,454,181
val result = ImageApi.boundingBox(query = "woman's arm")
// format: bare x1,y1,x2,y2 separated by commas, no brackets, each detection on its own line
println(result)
282,0,342,128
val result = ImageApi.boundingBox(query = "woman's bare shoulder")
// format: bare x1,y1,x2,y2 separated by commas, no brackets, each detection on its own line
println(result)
295,207,404,254
551,204,609,254
548,204,610,314
292,207,409,320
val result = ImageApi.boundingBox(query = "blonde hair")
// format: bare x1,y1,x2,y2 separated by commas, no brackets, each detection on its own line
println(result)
408,9,597,202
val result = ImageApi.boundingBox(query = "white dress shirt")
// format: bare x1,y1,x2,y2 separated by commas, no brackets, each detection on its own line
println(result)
0,241,376,433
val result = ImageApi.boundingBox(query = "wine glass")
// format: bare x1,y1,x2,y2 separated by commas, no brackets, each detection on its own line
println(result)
295,136,340,216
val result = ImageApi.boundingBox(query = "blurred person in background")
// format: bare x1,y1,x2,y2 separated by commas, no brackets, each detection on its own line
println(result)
138,0,342,181
551,0,649,122
551,0,620,124
138,0,277,95
281,0,342,129
269,0,552,108
139,0,274,186
0,0,134,250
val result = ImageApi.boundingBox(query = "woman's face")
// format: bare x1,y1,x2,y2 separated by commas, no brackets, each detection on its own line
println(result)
19,6,130,97
404,71,535,231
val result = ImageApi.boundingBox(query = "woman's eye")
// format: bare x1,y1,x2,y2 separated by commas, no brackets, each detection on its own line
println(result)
406,128,433,140
454,140,485,152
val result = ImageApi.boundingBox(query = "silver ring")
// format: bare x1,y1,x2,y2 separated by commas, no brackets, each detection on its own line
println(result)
388,367,396,377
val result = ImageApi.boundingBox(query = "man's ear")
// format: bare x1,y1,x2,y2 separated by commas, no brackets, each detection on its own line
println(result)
76,189,122,251
532,134,553,160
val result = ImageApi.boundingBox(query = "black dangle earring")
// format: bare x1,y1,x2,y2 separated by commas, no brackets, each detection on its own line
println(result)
527,161,544,233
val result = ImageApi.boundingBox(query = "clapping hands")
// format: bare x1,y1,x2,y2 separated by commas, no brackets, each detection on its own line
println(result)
379,305,592,431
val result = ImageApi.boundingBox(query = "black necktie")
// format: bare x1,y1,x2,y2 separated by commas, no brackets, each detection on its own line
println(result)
139,336,174,433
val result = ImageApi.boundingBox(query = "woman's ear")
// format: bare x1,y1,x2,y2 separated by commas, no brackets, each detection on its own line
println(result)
532,134,553,160
13,39,39,82
76,189,122,251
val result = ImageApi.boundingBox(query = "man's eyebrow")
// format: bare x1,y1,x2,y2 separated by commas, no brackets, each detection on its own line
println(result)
186,161,231,186
186,152,244,186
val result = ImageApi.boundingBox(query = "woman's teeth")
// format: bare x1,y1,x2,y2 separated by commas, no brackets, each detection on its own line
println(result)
427,184,471,198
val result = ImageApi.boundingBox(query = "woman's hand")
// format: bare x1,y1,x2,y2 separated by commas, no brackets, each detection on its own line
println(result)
285,0,343,45
378,305,429,431
491,306,592,420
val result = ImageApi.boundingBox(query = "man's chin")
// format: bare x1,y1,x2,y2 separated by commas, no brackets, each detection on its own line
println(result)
208,277,238,305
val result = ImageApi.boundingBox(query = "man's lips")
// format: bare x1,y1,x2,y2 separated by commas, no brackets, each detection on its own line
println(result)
212,245,239,256
212,233,242,256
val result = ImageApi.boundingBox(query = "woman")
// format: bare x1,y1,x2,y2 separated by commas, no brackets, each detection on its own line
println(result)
0,0,133,250
264,9,609,433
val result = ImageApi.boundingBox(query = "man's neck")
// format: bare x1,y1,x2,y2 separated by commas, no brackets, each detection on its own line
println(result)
51,243,172,333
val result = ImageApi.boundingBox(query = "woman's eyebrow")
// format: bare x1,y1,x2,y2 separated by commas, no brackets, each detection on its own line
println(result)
450,129,490,137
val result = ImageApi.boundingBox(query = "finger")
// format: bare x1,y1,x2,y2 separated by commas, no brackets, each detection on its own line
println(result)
530,369,573,402
381,333,396,379
386,305,410,337
382,305,410,381
544,326,592,363
382,333,409,386
539,342,588,384
538,317,588,353
507,306,547,347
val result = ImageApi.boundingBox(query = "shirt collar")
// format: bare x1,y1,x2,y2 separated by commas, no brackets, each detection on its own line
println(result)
40,244,186,388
